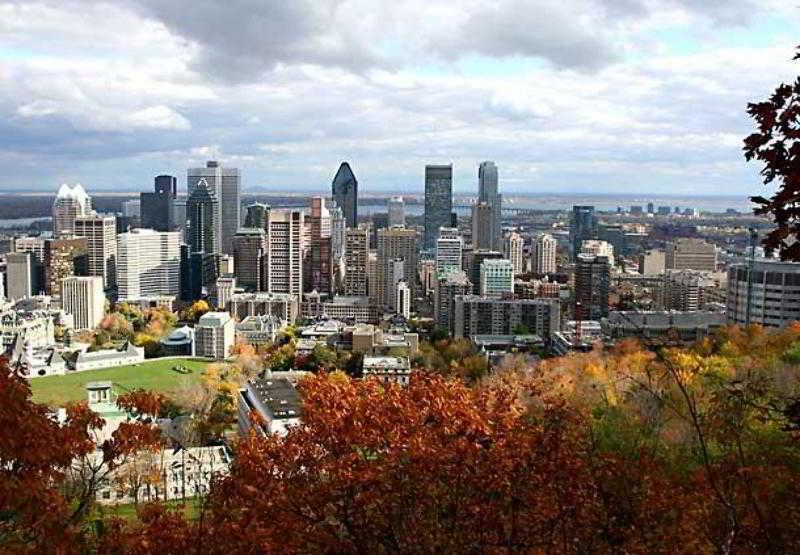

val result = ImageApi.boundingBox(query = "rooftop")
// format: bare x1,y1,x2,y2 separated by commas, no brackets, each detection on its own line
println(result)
248,378,301,419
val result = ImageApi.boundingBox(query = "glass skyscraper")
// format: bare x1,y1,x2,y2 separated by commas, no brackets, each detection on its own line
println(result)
570,205,598,260
424,164,453,251
331,162,358,228
478,161,502,250
140,174,176,232
187,178,220,255
188,161,240,255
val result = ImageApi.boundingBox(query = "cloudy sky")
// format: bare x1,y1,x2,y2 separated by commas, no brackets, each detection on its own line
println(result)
0,0,798,195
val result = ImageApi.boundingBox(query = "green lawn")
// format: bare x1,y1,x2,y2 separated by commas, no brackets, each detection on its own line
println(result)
92,498,202,522
30,358,212,407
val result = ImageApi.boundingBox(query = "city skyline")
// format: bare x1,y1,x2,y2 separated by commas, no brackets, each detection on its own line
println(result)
1,1,798,195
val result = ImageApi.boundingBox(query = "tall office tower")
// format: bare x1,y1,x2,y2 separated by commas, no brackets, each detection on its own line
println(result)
471,202,494,250
140,175,177,232
388,196,405,227
647,202,654,215
15,236,46,263
0,271,4,303
52,184,92,237
173,197,187,231
386,257,406,310
366,251,378,301
179,245,219,302
396,280,411,319
463,249,504,294
6,252,40,300
581,239,615,262
480,259,514,298
305,197,333,294
75,214,117,290
478,161,502,250
329,204,346,260
570,205,598,259
188,161,241,254
44,237,88,300
575,253,610,321
436,227,463,274
665,238,717,272
116,229,180,301
504,231,524,275
344,227,369,296
434,269,472,332
62,276,105,330
332,162,358,228
424,164,453,250
262,209,304,296
232,228,266,291
187,179,220,255
727,259,800,328
244,203,269,229
377,227,418,308
532,233,557,275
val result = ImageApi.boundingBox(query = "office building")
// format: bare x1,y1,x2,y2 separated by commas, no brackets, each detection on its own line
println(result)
532,233,557,275
228,291,298,323
665,238,717,272
243,203,269,229
727,259,800,328
639,249,666,275
570,205,597,259
388,196,405,227
480,259,514,298
329,204,346,260
575,253,610,320
663,269,716,312
344,227,369,296
463,250,504,294
331,162,358,228
121,199,140,222
188,161,240,254
304,197,333,294
62,276,105,330
419,259,437,296
396,280,411,319
424,164,453,250
262,209,304,296
44,237,88,300
436,227,462,274
52,184,92,237
453,296,561,340
602,311,726,343
74,214,117,290
376,227,418,308
232,228,265,291
140,175,176,232
14,236,45,264
434,269,472,332
581,239,614,262
301,292,380,323
504,231,524,275
478,161,502,250
179,246,219,302
195,312,235,360
115,229,179,301
386,257,406,310
6,253,40,301
187,178,220,255
471,202,494,250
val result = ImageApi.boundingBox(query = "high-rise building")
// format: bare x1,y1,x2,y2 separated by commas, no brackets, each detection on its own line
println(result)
639,249,666,275
140,175,177,232
44,237,88,300
532,233,557,275
188,161,240,254
116,229,180,301
179,245,219,302
262,209,304,296
232,228,266,291
471,202,494,250
665,238,717,272
6,253,40,301
14,237,46,290
581,239,614,262
727,259,800,328
436,227,462,274
575,253,610,320
331,162,358,228
419,259,437,296
187,178,220,255
344,227,369,296
74,214,117,290
367,251,378,302
122,199,141,222
647,202,654,215
463,250,504,294
377,227,418,308
424,164,453,250
453,296,560,340
386,257,406,310
329,204,347,260
570,206,597,259
434,269,472,332
396,280,411,319
305,197,333,295
480,259,514,298
244,203,269,229
195,312,235,360
61,276,105,330
663,269,716,311
52,184,92,237
478,161,502,250
503,231,524,275
388,196,405,227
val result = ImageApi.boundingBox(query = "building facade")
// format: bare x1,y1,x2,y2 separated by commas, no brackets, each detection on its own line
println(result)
331,162,358,228
140,174,177,232
453,296,561,340
532,233,557,275
232,228,266,291
504,231,524,275
665,238,717,272
195,311,235,360
344,227,369,296
116,229,180,301
52,184,92,237
262,209,304,296
376,227,418,308
388,196,405,227
62,276,105,330
424,164,453,251
727,259,800,328
575,253,610,321
74,214,117,291
188,161,240,255
570,205,597,260
436,227,462,274
478,161,502,250
480,259,514,298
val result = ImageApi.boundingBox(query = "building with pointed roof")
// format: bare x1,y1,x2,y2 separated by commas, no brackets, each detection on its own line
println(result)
331,162,358,228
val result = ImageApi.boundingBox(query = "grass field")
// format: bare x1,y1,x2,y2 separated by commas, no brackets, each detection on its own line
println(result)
92,498,201,522
30,358,212,407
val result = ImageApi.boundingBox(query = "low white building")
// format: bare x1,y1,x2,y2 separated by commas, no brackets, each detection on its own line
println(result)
74,342,145,372
195,311,234,360
362,355,412,385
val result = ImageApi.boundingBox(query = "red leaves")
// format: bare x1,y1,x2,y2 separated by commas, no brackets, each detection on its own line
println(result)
116,389,165,418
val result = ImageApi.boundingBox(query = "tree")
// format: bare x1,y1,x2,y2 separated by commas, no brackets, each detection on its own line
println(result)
744,46,800,259
183,300,210,323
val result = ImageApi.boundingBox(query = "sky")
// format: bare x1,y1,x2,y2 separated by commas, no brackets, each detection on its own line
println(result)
0,0,798,196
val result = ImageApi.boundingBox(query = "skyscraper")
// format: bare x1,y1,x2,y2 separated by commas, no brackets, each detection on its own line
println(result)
331,162,358,228
74,214,117,290
304,197,333,294
140,175,176,232
61,276,105,330
575,253,610,320
665,238,717,272
471,202,494,250
344,227,369,296
377,227,418,308
436,227,462,274
478,161,502,250
52,184,92,237
188,161,240,254
232,228,266,291
570,205,598,260
44,237,88,300
424,164,453,250
532,233,557,275
479,259,514,298
503,231,524,275
434,269,472,332
262,209,304,296
187,178,220,255
116,229,180,300
244,203,269,229
329,204,346,260
396,280,411,319
6,253,40,300
388,196,405,227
